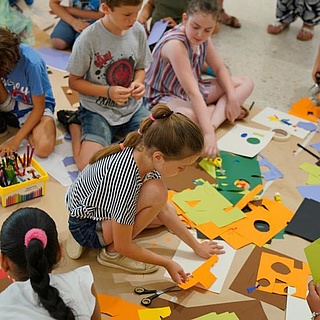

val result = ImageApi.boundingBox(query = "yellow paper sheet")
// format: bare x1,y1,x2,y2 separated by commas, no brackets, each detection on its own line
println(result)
138,306,171,320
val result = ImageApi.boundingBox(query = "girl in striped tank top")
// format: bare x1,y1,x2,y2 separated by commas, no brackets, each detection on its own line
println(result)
145,0,254,158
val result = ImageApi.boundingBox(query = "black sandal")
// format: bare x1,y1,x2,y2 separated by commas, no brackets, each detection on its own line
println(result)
57,110,81,132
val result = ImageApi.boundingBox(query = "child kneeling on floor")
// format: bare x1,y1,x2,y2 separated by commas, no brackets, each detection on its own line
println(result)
0,207,101,319
65,104,225,284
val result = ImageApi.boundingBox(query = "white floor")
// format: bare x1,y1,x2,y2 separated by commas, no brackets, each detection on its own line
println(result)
20,0,320,112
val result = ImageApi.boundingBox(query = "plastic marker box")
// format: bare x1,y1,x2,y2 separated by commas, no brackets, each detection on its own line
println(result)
0,158,48,207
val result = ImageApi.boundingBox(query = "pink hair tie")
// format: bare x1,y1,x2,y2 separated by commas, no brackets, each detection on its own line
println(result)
119,143,125,150
150,114,156,121
137,129,142,135
24,228,47,248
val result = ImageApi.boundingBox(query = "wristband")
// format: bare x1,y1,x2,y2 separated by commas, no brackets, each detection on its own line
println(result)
107,86,111,99
312,311,320,320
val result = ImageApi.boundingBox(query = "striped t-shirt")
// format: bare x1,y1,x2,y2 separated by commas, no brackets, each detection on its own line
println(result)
65,147,161,225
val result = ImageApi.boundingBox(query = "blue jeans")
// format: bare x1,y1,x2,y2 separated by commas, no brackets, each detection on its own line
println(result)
50,20,81,48
80,105,150,146
68,216,106,249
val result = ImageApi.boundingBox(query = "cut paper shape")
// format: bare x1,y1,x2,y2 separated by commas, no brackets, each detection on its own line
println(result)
256,251,310,299
172,181,245,227
251,106,311,139
193,312,239,320
285,286,311,320
305,238,320,284
138,306,171,320
214,151,263,192
258,154,283,181
164,161,216,192
37,46,70,72
198,158,217,179
195,186,295,249
152,298,267,320
164,238,236,293
285,198,320,242
296,185,320,202
178,254,218,290
147,20,169,45
288,97,319,123
311,142,320,152
217,124,274,157
297,121,318,131
299,162,320,185
98,294,144,320
230,246,307,310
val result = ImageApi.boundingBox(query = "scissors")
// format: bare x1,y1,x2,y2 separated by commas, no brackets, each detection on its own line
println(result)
134,285,181,306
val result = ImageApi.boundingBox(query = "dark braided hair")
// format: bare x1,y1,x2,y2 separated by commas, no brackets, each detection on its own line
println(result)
90,104,204,164
0,207,75,320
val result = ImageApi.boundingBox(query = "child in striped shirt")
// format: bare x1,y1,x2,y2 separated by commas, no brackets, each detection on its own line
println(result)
65,104,225,284
145,0,254,158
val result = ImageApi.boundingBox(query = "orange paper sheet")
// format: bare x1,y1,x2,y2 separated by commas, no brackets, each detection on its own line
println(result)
179,255,218,290
256,252,310,299
98,294,144,320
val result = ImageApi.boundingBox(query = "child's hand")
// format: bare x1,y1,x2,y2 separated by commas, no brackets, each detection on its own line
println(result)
194,241,225,259
202,132,219,159
0,139,19,157
108,86,133,106
307,280,320,313
71,19,90,33
225,99,241,123
166,261,190,284
129,82,145,100
161,17,177,28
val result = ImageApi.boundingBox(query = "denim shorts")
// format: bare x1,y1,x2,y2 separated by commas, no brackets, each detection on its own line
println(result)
51,20,81,47
68,216,106,249
80,105,150,146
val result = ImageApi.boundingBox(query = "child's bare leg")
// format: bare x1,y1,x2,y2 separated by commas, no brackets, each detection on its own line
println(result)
207,76,254,125
102,179,167,253
29,116,56,158
69,123,103,171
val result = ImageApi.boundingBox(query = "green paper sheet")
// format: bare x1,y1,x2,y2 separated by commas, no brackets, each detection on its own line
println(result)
172,181,245,227
305,238,320,284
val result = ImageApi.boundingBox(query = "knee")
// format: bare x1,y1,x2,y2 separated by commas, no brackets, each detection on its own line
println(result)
242,76,254,93
139,180,168,207
51,38,69,51
34,143,54,158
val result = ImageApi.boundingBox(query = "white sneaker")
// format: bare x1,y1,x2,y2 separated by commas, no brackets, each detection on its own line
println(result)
97,248,159,274
66,233,84,260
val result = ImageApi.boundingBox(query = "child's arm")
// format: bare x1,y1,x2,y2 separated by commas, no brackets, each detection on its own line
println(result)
161,40,217,157
49,0,102,33
112,220,189,284
91,284,101,320
138,0,155,29
205,40,240,122
157,202,225,258
69,74,132,106
0,94,45,153
307,280,320,317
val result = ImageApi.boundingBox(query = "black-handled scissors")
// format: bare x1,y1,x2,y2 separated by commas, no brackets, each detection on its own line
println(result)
134,285,181,306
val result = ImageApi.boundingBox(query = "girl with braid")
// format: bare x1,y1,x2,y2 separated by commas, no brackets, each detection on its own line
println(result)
65,104,225,284
0,207,101,319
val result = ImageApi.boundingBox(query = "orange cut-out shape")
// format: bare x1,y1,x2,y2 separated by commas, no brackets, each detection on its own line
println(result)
98,294,144,320
256,252,310,299
179,255,218,290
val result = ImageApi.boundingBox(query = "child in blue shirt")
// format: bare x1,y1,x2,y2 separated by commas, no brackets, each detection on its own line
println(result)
50,0,104,50
0,27,56,158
